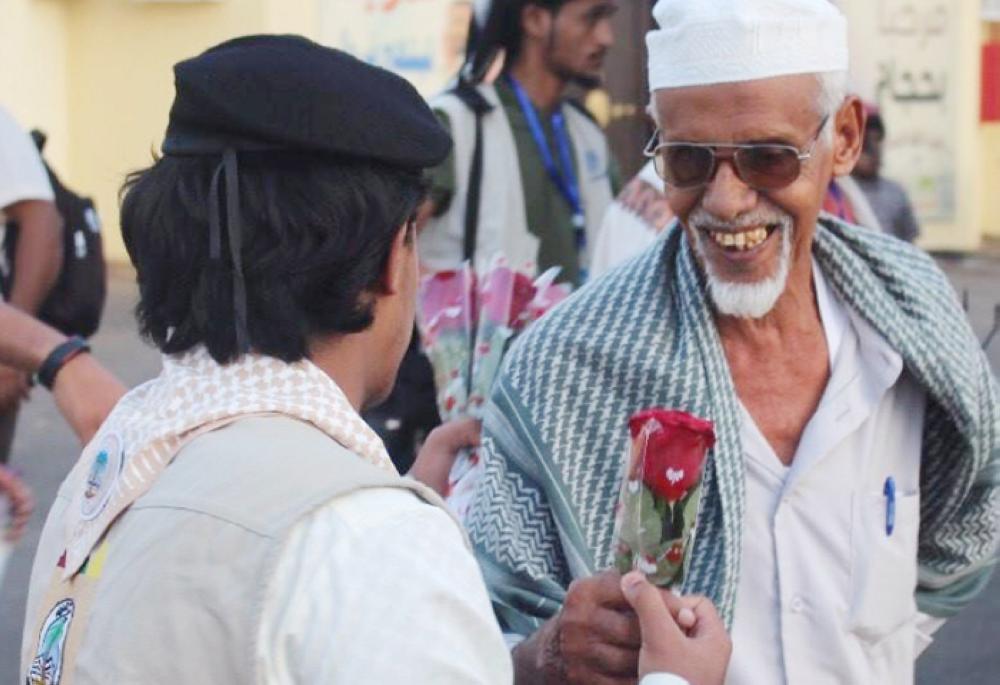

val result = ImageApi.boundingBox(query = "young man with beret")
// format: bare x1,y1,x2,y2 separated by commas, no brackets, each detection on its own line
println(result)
19,35,730,684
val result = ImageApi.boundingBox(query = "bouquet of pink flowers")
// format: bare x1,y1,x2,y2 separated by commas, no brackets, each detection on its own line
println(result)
418,265,476,422
614,409,716,586
418,258,571,519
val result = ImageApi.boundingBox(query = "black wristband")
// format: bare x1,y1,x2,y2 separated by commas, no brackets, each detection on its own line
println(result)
37,337,91,390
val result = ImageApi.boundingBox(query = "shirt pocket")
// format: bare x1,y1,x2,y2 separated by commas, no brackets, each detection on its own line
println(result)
848,490,920,642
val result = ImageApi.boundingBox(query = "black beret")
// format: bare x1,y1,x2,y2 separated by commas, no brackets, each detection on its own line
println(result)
163,34,451,170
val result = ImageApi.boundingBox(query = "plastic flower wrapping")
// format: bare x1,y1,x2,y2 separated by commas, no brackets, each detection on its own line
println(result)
613,409,716,587
417,257,571,520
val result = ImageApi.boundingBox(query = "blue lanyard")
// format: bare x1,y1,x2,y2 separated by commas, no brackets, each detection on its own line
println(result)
505,75,587,257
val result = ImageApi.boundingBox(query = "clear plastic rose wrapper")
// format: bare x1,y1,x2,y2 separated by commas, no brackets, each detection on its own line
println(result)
417,264,476,422
445,261,571,521
614,409,716,587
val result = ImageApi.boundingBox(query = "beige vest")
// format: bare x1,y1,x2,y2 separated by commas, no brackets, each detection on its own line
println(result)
418,83,615,274
21,416,452,684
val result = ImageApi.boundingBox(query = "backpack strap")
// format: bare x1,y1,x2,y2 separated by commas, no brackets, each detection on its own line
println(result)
450,82,494,263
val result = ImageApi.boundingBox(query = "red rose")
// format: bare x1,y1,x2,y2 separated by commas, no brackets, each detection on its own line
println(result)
628,409,715,502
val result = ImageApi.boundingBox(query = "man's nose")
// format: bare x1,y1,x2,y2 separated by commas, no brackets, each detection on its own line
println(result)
700,161,759,222
596,18,615,49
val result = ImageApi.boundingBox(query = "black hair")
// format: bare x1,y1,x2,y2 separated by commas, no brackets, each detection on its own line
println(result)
497,0,568,63
120,152,425,365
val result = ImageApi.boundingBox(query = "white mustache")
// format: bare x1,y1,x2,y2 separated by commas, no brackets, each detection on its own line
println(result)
688,203,793,233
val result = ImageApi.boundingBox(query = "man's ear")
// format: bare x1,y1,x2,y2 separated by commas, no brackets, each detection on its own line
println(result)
381,222,414,296
831,96,865,177
521,3,555,41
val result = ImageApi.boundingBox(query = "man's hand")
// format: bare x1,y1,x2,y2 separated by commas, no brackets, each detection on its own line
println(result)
514,570,643,684
407,418,481,496
616,177,674,232
0,465,34,543
0,363,30,413
52,354,126,445
621,572,732,685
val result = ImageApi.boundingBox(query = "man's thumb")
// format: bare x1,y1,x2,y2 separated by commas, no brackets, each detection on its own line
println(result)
620,571,683,648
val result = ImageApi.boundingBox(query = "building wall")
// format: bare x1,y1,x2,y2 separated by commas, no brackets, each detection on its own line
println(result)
3,0,998,260
982,24,1000,240
0,0,71,171
65,0,277,262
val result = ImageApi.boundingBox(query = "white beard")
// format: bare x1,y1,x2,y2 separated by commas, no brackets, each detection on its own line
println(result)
689,204,794,320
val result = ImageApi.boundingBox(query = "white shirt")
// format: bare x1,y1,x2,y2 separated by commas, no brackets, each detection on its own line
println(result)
728,266,939,685
0,105,52,215
0,105,54,287
257,481,693,685
590,161,664,278
257,485,513,684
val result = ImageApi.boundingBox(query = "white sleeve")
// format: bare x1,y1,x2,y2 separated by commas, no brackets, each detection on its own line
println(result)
590,201,659,278
0,106,53,209
257,487,512,685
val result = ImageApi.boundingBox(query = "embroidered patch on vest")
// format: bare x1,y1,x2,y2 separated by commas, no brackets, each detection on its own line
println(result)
27,598,75,685
80,432,124,521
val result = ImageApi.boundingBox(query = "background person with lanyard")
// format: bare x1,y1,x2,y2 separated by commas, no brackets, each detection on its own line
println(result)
416,0,621,285
365,0,622,469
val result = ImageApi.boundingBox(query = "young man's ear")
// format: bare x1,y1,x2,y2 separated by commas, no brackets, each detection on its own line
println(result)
381,220,416,295
521,3,556,42
831,96,865,177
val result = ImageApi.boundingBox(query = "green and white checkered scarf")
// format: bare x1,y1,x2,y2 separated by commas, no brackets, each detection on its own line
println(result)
468,217,1000,635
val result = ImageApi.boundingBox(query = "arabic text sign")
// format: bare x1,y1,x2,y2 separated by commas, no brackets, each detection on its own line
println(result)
320,0,470,95
869,0,957,222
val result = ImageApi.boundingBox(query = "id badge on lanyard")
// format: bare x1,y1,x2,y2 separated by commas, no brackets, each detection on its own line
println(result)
506,75,588,280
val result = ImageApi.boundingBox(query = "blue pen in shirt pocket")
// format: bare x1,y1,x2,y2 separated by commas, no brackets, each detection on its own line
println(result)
883,476,896,536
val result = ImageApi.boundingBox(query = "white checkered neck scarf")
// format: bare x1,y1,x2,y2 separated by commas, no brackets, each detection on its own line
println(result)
61,347,394,577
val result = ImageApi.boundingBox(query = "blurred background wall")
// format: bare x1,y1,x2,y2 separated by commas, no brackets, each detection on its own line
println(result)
1,0,997,261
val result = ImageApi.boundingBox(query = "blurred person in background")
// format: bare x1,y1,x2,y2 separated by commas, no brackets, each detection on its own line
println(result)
418,0,621,284
852,103,920,243
0,302,125,548
0,105,63,465
367,0,622,466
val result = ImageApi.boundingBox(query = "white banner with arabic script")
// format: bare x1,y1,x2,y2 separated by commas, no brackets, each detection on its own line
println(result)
319,0,471,96
841,0,957,222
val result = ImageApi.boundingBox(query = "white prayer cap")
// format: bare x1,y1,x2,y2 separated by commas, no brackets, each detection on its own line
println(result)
646,0,848,92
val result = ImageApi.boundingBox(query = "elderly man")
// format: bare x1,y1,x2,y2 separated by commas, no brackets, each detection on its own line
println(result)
468,1,1000,683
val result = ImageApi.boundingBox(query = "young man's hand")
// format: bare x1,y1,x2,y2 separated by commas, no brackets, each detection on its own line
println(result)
0,364,30,413
407,418,481,496
0,464,34,543
621,572,732,685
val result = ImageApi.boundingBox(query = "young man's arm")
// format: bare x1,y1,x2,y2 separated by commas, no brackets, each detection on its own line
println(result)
4,198,62,314
0,303,125,444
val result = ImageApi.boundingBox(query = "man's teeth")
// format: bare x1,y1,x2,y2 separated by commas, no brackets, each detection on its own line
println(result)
709,227,769,251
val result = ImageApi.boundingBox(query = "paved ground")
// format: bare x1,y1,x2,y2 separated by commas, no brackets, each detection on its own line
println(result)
1,258,998,680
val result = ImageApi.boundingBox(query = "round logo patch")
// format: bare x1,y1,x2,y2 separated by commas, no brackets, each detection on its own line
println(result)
27,598,75,685
80,432,124,521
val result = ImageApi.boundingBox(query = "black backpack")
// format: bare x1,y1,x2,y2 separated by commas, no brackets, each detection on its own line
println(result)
1,130,106,338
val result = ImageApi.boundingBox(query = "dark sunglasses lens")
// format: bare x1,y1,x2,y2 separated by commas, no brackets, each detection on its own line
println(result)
736,146,801,189
661,145,714,188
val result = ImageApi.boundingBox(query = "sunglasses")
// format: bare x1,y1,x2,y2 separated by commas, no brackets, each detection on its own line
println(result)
643,116,829,191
